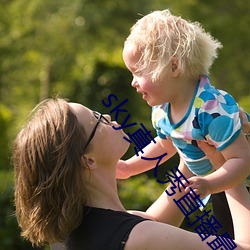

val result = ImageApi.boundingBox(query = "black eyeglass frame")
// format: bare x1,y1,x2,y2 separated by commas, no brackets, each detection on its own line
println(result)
83,111,110,151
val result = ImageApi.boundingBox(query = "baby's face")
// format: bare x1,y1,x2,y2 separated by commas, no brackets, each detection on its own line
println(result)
123,42,175,106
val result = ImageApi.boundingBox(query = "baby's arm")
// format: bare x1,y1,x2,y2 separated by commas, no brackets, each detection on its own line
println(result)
186,132,250,198
116,137,177,179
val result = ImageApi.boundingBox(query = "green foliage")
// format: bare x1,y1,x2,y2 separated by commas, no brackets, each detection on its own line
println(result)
0,171,44,250
0,187,27,249
0,105,13,170
185,0,250,100
0,1,249,248
0,170,13,192
239,95,250,113
118,174,163,210
1,0,249,170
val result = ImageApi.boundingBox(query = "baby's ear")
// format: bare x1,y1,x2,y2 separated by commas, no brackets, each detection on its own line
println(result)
171,57,180,76
82,155,97,169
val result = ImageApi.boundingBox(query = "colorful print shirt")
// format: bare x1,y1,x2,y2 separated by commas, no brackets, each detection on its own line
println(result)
152,75,241,177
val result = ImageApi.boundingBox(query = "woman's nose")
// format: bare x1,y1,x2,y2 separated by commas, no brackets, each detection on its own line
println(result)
103,114,112,123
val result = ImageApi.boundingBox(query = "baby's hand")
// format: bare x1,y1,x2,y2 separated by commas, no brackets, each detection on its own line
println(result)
184,176,211,199
116,160,131,179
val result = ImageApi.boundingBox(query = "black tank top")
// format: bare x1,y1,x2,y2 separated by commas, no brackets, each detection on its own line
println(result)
66,206,148,250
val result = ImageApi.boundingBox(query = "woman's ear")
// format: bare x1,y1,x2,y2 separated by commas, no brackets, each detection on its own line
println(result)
82,155,97,169
170,57,180,77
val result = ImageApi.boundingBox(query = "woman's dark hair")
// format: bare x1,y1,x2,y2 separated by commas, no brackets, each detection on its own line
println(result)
13,98,88,246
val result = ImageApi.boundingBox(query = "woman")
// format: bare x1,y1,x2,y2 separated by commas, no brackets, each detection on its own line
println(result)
13,98,250,249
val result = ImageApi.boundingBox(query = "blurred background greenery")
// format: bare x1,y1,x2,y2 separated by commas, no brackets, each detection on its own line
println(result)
0,0,249,249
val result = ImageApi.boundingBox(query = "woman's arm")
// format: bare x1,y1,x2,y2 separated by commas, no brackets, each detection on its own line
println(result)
125,184,250,250
188,110,250,197
225,184,250,245
187,132,250,198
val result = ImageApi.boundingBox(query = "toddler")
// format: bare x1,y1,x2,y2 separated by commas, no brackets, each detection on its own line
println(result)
120,9,250,235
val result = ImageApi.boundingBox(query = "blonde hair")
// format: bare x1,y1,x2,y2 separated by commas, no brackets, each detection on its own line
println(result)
13,98,88,246
125,9,222,81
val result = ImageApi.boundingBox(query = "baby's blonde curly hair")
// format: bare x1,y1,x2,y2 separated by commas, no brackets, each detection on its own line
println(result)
125,9,222,81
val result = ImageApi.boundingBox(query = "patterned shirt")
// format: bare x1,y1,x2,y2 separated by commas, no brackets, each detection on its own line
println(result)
152,75,241,177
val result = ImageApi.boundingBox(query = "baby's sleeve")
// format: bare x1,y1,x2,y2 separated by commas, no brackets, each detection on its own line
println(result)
197,90,241,151
151,105,169,140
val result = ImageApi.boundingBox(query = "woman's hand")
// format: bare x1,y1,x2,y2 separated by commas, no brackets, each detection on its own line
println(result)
196,107,250,170
239,107,250,141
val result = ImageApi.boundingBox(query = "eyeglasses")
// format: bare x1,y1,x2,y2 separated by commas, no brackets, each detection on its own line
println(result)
84,111,110,151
